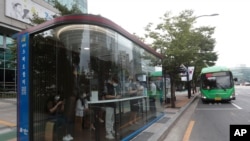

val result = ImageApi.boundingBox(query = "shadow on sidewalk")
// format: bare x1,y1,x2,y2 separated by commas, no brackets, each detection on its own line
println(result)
164,93,197,108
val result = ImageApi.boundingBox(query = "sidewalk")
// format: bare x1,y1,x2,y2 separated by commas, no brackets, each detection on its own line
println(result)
0,91,198,141
0,98,17,141
131,91,198,141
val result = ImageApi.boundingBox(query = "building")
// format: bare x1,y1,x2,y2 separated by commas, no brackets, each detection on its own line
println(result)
230,66,250,85
0,0,87,92
16,14,163,141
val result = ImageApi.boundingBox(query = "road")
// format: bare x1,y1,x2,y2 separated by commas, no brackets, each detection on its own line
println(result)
1,86,250,141
164,86,250,141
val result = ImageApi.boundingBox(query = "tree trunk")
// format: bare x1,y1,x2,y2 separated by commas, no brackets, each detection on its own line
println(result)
170,75,176,108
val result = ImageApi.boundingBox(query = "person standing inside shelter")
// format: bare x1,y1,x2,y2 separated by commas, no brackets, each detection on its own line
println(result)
136,81,144,114
104,77,120,139
149,80,157,113
127,78,140,125
75,92,96,131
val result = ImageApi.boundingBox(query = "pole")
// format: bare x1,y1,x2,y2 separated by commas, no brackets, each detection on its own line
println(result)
195,14,219,19
186,66,191,99
163,67,167,104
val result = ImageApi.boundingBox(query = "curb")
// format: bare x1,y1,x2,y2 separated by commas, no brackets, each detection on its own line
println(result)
157,94,198,141
131,94,198,141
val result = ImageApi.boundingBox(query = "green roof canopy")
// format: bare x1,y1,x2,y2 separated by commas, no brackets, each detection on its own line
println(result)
150,71,162,77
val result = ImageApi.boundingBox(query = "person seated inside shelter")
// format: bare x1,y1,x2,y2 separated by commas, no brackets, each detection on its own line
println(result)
46,94,73,140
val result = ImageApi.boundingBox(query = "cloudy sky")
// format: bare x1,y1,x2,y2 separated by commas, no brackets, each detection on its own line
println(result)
88,0,250,68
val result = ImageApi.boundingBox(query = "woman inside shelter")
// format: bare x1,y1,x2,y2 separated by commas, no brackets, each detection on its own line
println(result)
75,92,96,131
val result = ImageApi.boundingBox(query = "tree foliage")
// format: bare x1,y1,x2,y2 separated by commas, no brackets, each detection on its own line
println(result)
30,0,83,25
144,9,218,107
52,0,82,15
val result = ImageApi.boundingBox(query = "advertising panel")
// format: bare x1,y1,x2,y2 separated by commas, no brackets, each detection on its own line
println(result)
5,0,55,24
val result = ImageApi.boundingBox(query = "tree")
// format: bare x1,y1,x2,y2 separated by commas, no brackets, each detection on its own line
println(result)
144,9,217,107
52,0,82,15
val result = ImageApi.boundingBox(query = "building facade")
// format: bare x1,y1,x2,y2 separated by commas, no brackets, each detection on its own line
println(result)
0,0,56,92
231,66,250,85
17,14,163,141
0,0,87,92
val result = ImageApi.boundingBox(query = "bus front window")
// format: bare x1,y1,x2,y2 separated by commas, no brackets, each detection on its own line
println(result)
202,77,216,89
202,75,232,89
216,76,231,89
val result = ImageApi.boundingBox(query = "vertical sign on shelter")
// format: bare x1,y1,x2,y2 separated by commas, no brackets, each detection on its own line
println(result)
18,33,30,141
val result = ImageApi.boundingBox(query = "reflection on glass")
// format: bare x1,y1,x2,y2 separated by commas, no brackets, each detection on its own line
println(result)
30,24,161,141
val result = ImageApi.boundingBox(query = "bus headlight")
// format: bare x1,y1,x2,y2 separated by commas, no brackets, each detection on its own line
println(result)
230,92,236,100
200,93,206,99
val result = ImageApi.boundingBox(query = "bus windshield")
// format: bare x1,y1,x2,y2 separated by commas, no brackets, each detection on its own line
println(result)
201,71,233,90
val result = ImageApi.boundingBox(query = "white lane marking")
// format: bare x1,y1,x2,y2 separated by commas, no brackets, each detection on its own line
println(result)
231,102,242,109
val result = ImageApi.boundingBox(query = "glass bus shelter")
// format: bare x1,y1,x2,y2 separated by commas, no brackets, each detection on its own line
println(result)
17,14,163,141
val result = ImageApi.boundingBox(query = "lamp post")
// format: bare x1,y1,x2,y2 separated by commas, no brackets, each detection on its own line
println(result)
195,13,219,19
186,13,219,99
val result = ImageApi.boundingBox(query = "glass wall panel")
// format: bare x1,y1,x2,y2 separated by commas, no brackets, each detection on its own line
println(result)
30,24,161,141
0,35,16,91
0,35,5,91
0,35,3,48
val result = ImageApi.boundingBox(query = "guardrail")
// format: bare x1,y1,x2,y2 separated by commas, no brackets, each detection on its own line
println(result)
0,91,17,98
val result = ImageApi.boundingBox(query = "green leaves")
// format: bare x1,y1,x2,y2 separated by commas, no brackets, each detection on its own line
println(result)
145,10,218,105
145,9,217,76
30,0,83,25
53,0,82,15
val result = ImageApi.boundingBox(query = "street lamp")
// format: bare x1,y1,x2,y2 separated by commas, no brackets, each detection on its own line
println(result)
185,13,219,99
195,13,219,19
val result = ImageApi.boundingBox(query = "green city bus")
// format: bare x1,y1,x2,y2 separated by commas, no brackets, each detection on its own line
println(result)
200,66,237,103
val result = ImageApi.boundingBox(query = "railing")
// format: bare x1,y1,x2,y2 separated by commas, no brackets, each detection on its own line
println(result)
0,82,17,92
0,91,17,98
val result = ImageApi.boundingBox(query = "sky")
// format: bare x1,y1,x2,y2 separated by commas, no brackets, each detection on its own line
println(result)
88,0,250,68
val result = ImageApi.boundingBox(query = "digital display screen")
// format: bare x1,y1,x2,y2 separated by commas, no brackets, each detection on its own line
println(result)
205,72,229,77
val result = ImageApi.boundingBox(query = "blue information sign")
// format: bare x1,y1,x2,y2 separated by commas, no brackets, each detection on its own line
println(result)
17,33,30,141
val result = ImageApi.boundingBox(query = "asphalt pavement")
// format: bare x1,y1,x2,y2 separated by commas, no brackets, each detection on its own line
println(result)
0,91,198,141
